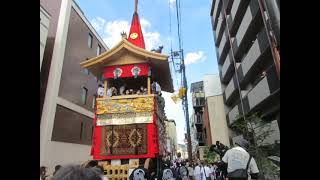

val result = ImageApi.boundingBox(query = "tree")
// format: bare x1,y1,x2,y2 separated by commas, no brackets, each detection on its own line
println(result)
231,113,280,180
203,146,218,164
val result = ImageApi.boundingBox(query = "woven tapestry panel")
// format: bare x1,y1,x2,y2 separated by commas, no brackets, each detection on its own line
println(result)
100,124,148,156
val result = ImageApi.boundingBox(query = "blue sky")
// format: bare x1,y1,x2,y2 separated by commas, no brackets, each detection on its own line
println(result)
75,0,219,144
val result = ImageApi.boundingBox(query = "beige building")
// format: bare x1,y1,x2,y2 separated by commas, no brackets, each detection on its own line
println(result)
205,95,230,147
40,0,108,171
40,5,51,71
165,119,177,158
203,74,230,147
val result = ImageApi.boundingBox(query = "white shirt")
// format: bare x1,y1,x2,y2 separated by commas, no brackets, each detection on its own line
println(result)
187,166,194,176
155,82,161,92
97,87,104,96
203,166,211,178
222,146,259,175
194,165,206,180
107,88,113,97
120,86,126,95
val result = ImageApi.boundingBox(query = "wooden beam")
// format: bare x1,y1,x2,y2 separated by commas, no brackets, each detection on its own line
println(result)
104,80,108,98
147,77,151,94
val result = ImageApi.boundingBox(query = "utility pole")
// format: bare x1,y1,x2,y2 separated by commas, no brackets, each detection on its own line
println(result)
173,0,192,161
181,50,192,160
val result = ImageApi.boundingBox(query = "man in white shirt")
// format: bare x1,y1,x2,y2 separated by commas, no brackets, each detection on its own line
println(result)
97,84,104,97
194,161,207,180
203,162,212,180
222,138,259,180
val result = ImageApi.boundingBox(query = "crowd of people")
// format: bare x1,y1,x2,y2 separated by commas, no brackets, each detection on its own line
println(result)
159,138,259,180
40,139,258,180
97,81,162,98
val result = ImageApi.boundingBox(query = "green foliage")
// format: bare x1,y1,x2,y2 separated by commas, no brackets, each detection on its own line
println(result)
231,113,280,180
203,147,217,164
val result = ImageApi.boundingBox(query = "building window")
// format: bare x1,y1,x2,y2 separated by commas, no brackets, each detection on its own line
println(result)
88,33,93,48
80,122,83,139
81,87,88,105
97,44,101,56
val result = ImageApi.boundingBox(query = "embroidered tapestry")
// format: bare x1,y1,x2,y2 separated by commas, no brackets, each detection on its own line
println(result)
96,96,154,114
100,124,148,156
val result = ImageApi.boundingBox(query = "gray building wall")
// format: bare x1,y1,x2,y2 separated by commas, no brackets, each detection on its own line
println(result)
210,0,280,144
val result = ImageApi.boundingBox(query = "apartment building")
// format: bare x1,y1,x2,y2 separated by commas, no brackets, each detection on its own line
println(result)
210,0,280,147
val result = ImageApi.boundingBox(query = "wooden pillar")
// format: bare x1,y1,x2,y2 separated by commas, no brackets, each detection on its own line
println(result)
147,77,151,94
104,79,108,98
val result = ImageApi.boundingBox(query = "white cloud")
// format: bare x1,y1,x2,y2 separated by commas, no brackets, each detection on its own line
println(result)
91,17,106,32
185,51,206,65
103,20,130,48
91,16,162,50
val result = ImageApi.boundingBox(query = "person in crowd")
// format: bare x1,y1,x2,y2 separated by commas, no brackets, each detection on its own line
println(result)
53,165,62,176
203,161,212,180
186,161,194,180
86,160,99,168
136,90,141,95
107,87,113,97
94,165,108,180
119,84,126,95
143,88,148,95
125,89,130,95
112,87,118,96
40,166,48,180
48,165,62,180
222,138,259,180
151,81,161,95
209,163,216,180
52,165,102,180
97,84,104,98
194,161,208,180
129,89,134,95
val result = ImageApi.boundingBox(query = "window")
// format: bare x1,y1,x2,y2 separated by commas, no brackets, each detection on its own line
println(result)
81,87,88,104
97,44,101,56
80,122,83,139
88,33,93,48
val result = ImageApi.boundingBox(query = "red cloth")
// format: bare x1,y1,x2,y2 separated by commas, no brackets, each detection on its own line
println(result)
128,12,145,49
103,64,150,79
91,96,159,160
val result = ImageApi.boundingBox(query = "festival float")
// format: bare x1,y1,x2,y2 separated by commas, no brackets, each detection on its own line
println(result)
80,1,174,179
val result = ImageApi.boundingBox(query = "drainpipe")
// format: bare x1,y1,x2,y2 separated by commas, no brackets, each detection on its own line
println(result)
258,0,280,80
263,0,280,48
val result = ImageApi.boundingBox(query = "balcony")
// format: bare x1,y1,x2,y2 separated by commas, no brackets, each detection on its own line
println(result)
224,74,239,105
196,132,205,144
223,0,234,15
228,0,250,37
232,0,263,60
237,28,271,87
212,0,223,30
221,51,234,84
227,104,242,126
242,65,280,114
192,92,205,107
194,113,204,127
215,15,226,47
218,29,230,65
